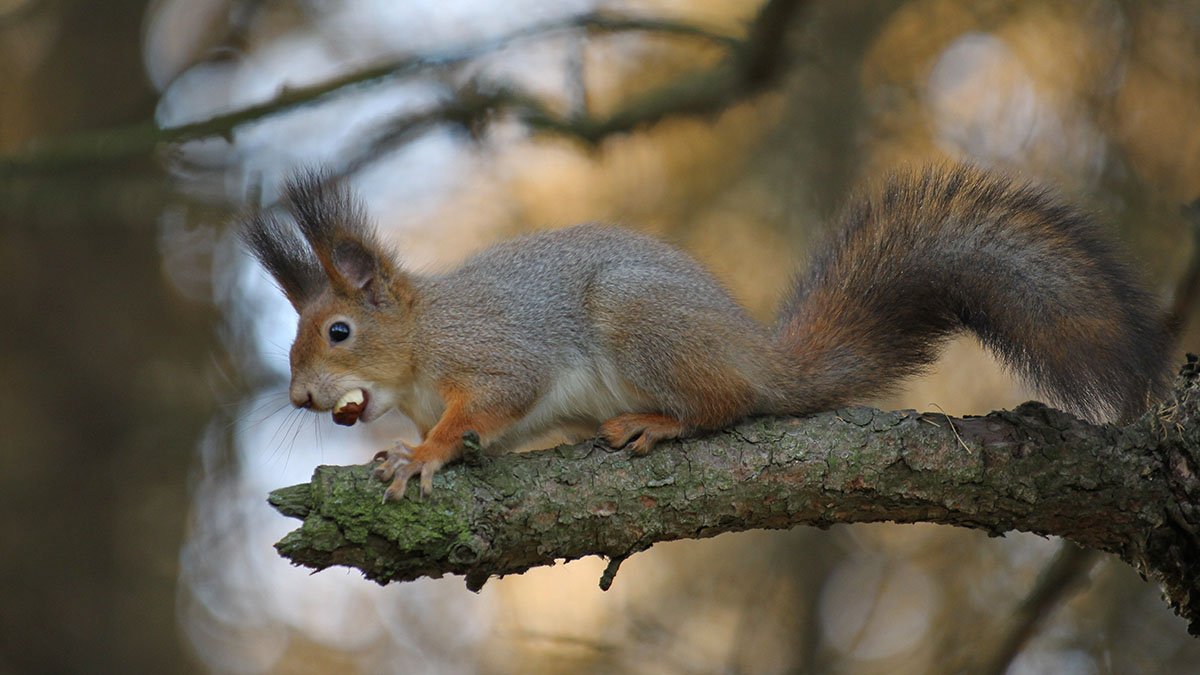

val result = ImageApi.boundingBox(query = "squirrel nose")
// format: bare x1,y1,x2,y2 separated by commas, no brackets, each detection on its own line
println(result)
290,386,314,409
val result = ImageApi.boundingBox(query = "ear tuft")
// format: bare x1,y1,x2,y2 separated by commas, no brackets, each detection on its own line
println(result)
240,211,326,308
285,168,373,250
282,168,408,305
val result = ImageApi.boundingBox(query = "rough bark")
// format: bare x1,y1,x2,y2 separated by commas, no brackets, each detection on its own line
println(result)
270,356,1200,634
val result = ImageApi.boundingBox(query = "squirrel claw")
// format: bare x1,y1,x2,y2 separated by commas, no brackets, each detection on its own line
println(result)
372,441,416,484
381,459,423,501
627,434,654,456
419,465,436,496
374,441,441,501
599,413,690,456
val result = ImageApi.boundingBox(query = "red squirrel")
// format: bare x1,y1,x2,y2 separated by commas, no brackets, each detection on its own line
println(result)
243,166,1171,500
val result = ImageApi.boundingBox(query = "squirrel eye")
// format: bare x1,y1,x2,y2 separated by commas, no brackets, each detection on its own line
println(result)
328,321,351,344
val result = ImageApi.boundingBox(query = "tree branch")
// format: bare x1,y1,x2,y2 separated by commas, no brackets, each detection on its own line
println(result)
269,356,1200,634
975,543,1100,675
0,5,796,173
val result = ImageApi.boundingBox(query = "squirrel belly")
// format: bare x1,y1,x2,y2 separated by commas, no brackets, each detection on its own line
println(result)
243,165,1172,499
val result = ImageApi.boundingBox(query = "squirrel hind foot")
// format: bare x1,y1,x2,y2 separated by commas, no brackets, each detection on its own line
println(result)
599,414,693,455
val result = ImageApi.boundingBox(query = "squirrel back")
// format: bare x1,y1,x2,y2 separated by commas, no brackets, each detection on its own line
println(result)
774,166,1171,422
412,223,789,450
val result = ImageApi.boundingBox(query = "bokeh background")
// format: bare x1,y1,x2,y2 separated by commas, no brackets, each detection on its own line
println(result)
3,0,1200,672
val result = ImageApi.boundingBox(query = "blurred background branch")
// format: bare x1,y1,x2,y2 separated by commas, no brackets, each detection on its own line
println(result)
974,543,1100,675
0,3,799,174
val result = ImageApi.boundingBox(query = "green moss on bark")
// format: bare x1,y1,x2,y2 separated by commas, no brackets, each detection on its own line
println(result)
268,358,1200,633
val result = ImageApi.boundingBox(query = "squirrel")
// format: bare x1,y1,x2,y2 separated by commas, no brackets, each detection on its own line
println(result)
243,165,1172,500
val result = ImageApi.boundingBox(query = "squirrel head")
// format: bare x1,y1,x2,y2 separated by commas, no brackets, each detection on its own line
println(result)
242,170,417,425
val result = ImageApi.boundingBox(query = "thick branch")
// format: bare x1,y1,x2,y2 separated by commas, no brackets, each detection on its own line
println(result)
270,358,1200,634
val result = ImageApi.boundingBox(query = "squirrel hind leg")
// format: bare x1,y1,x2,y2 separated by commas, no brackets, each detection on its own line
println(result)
599,414,693,455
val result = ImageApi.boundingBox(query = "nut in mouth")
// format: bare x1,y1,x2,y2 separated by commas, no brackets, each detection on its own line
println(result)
332,388,367,426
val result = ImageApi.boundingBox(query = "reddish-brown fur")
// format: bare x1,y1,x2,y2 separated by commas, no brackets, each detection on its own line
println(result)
374,387,525,499
245,166,1171,500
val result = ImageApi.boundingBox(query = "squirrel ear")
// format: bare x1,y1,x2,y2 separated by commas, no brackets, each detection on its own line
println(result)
331,240,377,290
284,169,413,308
241,211,326,310
330,239,413,307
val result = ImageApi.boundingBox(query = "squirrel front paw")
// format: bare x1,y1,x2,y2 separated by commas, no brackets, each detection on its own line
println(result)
372,441,447,501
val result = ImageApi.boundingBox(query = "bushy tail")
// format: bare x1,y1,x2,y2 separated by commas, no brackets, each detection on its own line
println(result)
774,166,1172,423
